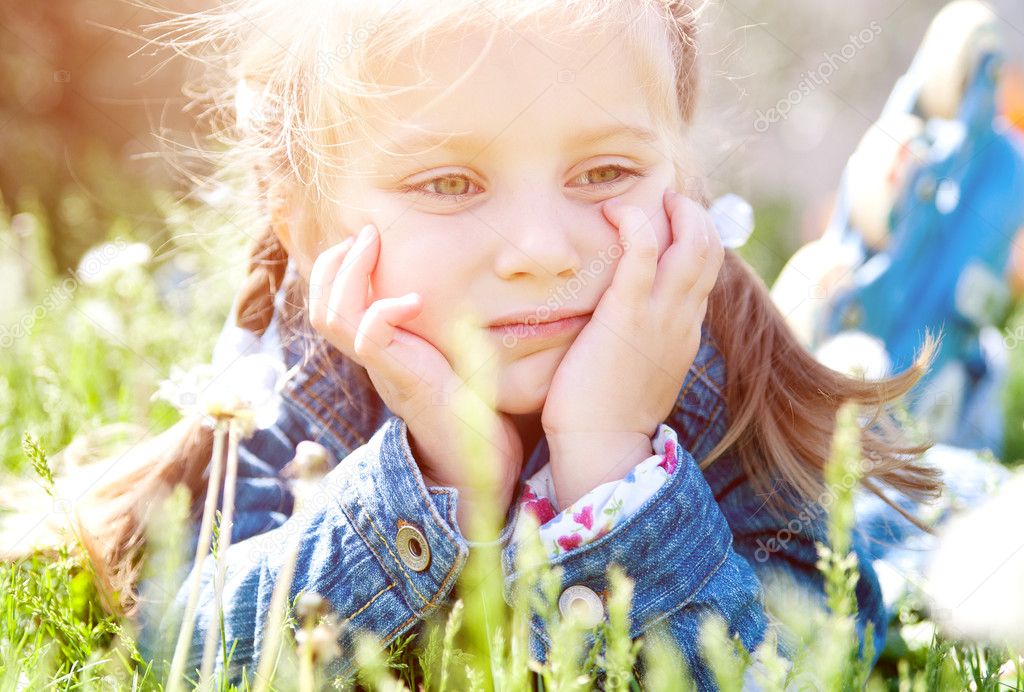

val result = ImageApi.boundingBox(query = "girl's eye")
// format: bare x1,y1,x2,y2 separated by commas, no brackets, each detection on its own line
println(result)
401,174,480,201
413,174,480,199
402,164,645,202
567,164,645,190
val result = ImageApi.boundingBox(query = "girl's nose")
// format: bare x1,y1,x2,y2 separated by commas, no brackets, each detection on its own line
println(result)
492,219,582,280
488,186,586,279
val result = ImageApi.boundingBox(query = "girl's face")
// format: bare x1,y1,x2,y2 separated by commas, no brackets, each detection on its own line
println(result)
332,22,680,415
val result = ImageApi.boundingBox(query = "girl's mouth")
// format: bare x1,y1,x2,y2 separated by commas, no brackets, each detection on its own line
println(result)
488,313,591,342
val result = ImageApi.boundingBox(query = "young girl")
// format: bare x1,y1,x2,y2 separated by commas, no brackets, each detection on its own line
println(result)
10,0,958,687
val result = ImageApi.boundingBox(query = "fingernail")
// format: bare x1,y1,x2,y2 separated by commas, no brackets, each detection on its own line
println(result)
604,197,623,211
358,224,375,243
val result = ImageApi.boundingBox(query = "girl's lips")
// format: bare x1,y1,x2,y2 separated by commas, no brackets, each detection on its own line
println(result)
488,313,591,342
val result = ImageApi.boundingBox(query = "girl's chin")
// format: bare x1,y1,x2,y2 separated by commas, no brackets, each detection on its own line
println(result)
495,351,559,414
497,393,546,416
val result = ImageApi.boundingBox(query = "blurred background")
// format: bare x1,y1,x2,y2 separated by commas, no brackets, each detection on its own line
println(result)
697,0,1024,278
2,3,1024,687
1,0,1023,471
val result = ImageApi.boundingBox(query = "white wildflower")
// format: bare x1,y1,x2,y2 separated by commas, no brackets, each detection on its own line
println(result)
282,441,331,480
296,592,328,621
709,193,755,248
152,353,285,436
76,240,152,286
925,470,1024,649
295,591,343,665
283,441,333,513
815,330,892,380
295,623,342,665
75,298,125,342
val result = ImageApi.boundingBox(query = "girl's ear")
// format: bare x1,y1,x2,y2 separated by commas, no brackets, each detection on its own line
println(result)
268,192,297,258
266,186,322,281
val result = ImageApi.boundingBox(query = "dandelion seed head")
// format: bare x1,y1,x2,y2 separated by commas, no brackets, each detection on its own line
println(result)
295,623,342,665
151,354,285,435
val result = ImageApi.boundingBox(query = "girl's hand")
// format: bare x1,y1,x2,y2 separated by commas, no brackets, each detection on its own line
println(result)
541,189,725,507
307,224,525,540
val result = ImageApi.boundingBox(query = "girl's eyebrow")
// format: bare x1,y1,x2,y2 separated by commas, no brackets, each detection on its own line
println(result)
391,123,659,155
572,123,659,147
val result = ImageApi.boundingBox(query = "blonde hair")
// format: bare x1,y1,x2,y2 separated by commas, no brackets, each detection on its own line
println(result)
2,0,941,616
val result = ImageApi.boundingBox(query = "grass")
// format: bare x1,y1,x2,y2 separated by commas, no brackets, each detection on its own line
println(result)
1,194,1023,690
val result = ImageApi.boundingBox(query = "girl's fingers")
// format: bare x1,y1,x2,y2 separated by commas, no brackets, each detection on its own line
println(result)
689,198,725,295
695,219,725,295
602,201,659,304
668,193,710,265
662,188,686,246
353,293,423,383
308,236,356,326
655,193,720,302
326,224,379,345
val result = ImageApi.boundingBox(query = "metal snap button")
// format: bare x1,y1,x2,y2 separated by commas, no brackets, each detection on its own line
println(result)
558,584,605,627
396,522,431,572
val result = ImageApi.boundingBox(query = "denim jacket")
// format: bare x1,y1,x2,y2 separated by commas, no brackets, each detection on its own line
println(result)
143,278,889,690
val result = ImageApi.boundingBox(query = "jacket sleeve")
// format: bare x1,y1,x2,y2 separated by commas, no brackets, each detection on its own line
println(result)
501,421,888,689
156,415,481,686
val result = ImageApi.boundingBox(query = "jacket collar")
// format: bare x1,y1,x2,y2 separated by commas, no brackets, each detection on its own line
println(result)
274,273,391,467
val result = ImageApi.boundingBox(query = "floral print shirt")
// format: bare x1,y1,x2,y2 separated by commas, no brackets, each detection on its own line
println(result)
514,424,679,556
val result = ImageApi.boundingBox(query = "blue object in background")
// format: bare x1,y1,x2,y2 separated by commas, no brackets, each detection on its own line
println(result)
787,3,1024,457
